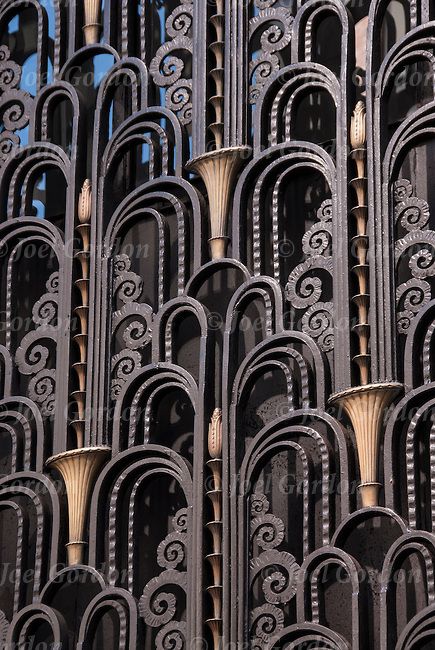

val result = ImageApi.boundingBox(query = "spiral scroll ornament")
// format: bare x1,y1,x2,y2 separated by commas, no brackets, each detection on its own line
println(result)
140,509,188,649
394,179,435,336
249,2,293,104
110,254,153,400
249,493,299,648
0,46,32,166
150,1,193,126
285,199,334,352
15,273,59,417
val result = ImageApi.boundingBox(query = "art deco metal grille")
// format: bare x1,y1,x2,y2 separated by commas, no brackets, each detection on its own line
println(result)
1,0,435,648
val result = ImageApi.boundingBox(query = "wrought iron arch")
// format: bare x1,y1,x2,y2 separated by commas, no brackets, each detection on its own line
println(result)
1,1,435,648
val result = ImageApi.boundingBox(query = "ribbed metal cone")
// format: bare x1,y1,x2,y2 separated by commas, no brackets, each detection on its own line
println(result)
206,458,222,489
353,353,371,386
206,520,222,553
206,488,222,521
71,390,86,421
75,278,90,307
209,95,224,123
209,14,224,40
350,177,367,206
350,205,368,236
329,383,402,507
72,362,87,391
74,306,89,334
76,224,91,252
46,446,110,565
352,293,370,324
207,585,223,619
70,420,85,449
352,264,369,295
186,147,251,259
351,147,365,161
350,148,366,178
206,618,222,650
351,234,369,265
75,251,90,279
206,553,222,585
207,123,224,149
73,333,88,363
210,68,224,95
353,322,370,335
352,323,370,355
210,41,224,68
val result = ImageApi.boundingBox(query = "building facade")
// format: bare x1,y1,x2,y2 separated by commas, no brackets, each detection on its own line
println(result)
0,0,435,648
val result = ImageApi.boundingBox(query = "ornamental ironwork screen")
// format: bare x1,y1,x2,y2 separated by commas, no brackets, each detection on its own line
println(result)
0,0,435,648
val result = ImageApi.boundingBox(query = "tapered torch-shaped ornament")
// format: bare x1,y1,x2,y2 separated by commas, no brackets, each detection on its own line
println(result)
329,383,402,507
186,147,251,260
329,102,403,509
46,447,110,565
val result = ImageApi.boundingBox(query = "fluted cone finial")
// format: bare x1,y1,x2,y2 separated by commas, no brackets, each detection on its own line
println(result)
206,618,222,650
330,383,402,507
46,447,110,565
186,147,251,260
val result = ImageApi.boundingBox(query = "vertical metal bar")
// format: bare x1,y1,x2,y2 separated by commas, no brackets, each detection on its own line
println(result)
224,0,249,147
191,2,208,157
366,17,396,383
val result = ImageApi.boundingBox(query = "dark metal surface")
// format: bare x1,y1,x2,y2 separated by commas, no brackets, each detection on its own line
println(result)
0,0,434,648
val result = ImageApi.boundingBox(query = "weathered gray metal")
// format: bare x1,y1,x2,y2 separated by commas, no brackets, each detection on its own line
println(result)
0,1,434,648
